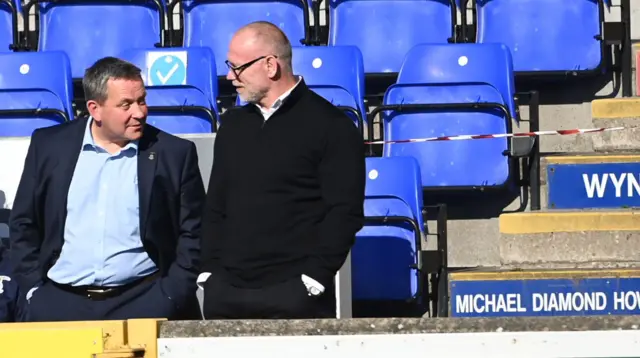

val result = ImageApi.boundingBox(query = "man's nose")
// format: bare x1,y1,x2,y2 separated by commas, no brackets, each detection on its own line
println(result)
131,103,146,119
226,69,235,81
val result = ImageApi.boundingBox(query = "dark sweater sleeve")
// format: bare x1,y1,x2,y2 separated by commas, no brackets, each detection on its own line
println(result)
201,120,228,273
305,112,366,287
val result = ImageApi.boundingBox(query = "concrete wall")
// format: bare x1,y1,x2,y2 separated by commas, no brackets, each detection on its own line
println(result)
157,317,640,358
158,330,640,357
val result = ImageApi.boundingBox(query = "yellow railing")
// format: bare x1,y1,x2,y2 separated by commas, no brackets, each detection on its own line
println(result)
0,318,163,358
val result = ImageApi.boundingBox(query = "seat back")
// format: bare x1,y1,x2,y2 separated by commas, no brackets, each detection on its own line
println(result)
37,0,165,78
119,47,218,134
291,45,366,128
382,43,515,188
353,156,424,301
475,0,603,73
0,0,17,53
182,0,309,77
0,51,74,137
328,0,456,74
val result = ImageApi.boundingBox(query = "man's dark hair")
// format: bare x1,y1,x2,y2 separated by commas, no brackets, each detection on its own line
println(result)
83,57,143,104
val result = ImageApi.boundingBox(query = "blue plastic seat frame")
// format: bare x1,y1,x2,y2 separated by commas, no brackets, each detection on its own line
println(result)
21,0,168,78
368,43,517,190
353,156,425,302
168,0,314,77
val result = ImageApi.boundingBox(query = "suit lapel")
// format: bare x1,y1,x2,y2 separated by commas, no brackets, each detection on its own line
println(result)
137,129,158,240
55,117,88,229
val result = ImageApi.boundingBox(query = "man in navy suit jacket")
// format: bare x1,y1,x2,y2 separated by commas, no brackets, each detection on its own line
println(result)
9,57,205,322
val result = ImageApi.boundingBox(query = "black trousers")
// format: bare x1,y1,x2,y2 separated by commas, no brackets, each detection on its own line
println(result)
25,277,181,322
202,273,336,320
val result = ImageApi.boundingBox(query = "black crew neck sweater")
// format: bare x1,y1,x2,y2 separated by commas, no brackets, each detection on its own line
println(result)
201,81,365,289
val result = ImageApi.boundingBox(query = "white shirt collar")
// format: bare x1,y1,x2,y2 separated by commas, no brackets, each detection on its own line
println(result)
256,76,302,120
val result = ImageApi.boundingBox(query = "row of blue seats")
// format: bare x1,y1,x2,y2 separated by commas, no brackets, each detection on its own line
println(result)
324,0,606,75
0,0,607,78
0,42,521,191
0,45,364,135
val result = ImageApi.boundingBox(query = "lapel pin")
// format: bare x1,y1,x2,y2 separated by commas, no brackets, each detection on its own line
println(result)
149,152,155,160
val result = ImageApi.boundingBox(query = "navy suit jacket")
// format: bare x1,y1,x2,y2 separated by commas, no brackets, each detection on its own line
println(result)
9,117,205,315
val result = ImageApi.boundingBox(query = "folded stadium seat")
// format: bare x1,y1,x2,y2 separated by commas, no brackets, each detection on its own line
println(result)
474,0,605,74
175,0,314,78
290,45,366,132
353,156,425,304
326,0,457,75
370,43,517,189
23,0,167,78
119,47,219,134
0,51,74,137
235,45,366,131
0,0,19,52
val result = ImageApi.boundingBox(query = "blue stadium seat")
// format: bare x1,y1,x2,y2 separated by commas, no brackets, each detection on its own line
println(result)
0,51,74,137
353,156,424,301
327,0,457,74
0,0,18,52
177,0,312,77
372,43,516,188
291,45,366,130
24,0,167,78
119,47,219,134
474,0,604,73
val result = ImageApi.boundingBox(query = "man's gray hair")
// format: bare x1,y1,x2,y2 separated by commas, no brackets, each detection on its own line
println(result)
83,57,143,104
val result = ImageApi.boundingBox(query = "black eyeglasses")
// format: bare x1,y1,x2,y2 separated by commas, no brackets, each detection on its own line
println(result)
225,55,278,77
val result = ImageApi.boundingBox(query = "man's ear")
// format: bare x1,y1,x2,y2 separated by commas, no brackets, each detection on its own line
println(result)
86,100,100,119
266,57,280,80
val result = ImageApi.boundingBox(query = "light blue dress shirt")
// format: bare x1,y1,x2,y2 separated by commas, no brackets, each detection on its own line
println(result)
47,118,157,287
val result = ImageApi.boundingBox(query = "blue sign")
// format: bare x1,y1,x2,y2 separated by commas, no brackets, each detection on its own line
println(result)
547,162,640,209
149,54,187,86
450,277,640,317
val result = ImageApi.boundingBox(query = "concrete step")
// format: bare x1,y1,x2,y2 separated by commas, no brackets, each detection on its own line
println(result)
541,153,640,210
591,98,640,152
449,268,640,317
498,210,640,266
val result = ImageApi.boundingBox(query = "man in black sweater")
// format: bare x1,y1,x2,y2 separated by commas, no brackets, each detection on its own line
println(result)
199,21,365,319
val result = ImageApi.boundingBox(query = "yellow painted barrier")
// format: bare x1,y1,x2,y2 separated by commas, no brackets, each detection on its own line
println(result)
0,318,163,358
499,210,640,234
545,154,640,165
592,97,640,119
0,327,104,358
450,268,640,281
127,318,163,358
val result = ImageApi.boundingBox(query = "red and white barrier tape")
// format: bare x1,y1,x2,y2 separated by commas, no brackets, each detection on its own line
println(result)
364,126,629,145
